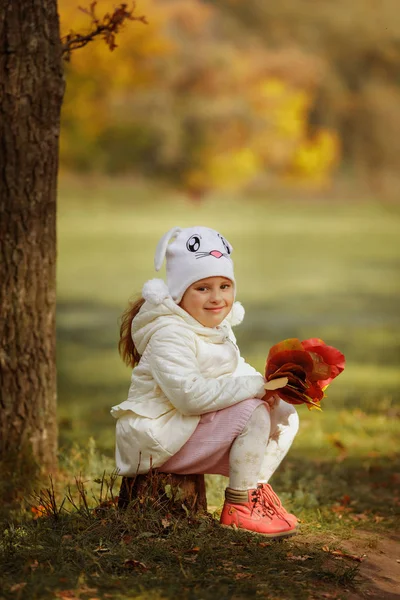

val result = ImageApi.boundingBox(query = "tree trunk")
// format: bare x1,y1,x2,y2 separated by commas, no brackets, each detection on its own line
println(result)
0,1,64,480
118,473,208,515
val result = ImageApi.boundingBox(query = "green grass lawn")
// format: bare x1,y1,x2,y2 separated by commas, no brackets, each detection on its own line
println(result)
56,175,400,510
2,178,399,600
57,176,400,453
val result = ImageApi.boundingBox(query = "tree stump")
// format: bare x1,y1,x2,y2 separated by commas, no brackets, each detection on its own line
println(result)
118,472,207,515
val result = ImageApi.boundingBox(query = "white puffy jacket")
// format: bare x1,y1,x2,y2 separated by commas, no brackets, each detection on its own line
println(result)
111,279,265,476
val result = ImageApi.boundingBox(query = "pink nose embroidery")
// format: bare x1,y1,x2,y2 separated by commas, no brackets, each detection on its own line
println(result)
210,250,223,258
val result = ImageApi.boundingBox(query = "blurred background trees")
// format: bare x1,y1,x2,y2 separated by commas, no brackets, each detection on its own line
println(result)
59,0,400,197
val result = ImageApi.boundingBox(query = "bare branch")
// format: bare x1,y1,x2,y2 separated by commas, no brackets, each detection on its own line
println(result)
61,2,148,61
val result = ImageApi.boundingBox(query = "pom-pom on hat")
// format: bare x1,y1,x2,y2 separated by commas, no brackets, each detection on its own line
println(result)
154,226,235,303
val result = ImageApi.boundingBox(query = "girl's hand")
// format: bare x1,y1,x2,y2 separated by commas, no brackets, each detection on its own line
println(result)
262,392,281,409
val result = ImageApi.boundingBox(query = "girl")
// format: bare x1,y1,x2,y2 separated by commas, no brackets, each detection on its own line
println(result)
111,226,299,538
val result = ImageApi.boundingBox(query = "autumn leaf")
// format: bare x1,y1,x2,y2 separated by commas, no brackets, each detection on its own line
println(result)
327,434,347,453
93,545,110,553
123,559,149,571
161,516,172,528
349,512,369,522
330,549,365,562
286,553,312,561
55,592,79,600
10,583,27,593
28,559,39,571
31,504,47,519
322,546,365,562
264,376,288,390
265,338,345,410
121,534,133,544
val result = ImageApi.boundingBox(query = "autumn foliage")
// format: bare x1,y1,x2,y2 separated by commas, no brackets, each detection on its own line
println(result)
61,2,148,60
59,0,340,193
264,338,345,410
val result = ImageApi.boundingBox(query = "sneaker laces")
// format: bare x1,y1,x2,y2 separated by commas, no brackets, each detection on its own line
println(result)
250,487,275,520
257,484,292,525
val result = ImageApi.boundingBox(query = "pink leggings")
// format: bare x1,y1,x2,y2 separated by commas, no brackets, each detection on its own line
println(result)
159,398,299,490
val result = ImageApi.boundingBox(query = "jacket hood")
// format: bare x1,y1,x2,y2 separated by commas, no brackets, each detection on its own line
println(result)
132,278,245,356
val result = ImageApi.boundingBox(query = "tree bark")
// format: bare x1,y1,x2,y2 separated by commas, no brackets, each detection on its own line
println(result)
118,473,208,515
0,1,64,477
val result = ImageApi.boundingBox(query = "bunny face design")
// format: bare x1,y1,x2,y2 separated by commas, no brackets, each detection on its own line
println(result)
154,226,235,303
185,231,232,260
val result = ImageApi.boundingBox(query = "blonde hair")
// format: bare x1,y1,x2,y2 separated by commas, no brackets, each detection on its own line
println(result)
118,296,145,368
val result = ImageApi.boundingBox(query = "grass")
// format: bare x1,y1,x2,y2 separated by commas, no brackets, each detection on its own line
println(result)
0,469,380,600
2,176,400,599
56,176,400,453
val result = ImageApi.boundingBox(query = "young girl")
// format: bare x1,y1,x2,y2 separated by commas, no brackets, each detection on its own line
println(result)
111,226,299,537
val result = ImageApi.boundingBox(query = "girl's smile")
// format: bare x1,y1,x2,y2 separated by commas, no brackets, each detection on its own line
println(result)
179,276,234,327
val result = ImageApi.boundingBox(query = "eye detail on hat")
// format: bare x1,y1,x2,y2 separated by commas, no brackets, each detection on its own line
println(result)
218,233,231,255
186,234,201,253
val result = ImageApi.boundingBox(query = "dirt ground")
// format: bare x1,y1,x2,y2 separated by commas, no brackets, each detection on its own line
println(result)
342,531,400,599
306,530,400,600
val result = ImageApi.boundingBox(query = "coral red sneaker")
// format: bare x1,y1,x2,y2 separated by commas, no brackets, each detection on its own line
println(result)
220,487,297,538
258,483,298,528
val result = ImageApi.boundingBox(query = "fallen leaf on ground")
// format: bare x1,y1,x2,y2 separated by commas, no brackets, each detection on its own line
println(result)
10,583,27,593
331,549,365,562
229,541,245,546
77,585,98,595
234,573,252,580
349,512,369,522
55,592,79,600
161,517,171,528
331,504,352,514
183,556,197,563
93,546,110,553
121,534,133,544
31,505,46,519
185,546,200,553
322,546,365,562
286,552,312,561
258,542,272,547
123,559,149,571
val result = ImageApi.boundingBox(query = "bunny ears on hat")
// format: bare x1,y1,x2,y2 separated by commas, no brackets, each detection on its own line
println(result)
154,227,182,271
153,226,235,303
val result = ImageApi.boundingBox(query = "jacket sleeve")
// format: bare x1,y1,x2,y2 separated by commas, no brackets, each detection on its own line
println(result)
228,327,263,378
147,327,266,416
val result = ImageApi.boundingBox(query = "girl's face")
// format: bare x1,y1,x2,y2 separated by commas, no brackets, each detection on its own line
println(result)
179,276,234,328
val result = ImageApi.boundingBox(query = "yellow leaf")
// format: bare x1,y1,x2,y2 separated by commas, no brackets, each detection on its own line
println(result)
264,377,288,390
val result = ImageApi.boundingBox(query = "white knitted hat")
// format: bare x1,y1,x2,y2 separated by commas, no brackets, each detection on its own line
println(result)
154,226,235,303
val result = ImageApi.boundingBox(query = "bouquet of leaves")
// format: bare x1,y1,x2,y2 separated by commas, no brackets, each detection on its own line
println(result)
264,338,345,410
